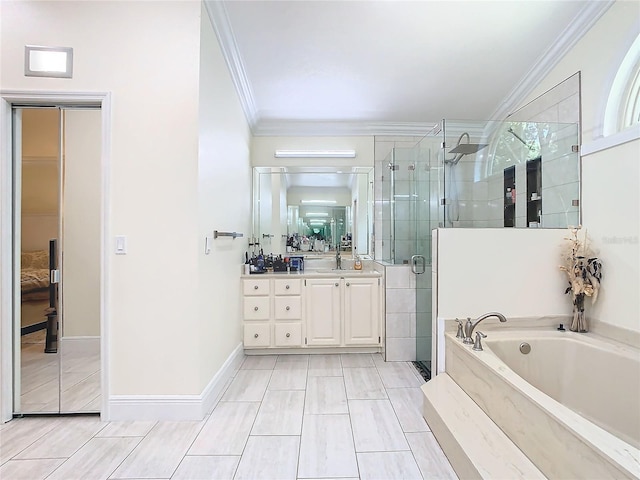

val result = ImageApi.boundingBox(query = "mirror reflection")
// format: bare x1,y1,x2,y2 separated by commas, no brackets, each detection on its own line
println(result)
253,166,373,256
287,205,351,253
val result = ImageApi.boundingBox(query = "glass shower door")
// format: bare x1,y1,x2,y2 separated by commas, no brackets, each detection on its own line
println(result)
412,142,433,377
387,143,434,377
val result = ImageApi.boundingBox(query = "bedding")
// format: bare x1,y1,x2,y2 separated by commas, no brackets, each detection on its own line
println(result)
21,250,50,302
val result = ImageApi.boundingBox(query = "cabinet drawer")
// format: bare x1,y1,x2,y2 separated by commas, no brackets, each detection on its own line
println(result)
274,296,302,319
243,297,270,320
274,323,302,347
244,324,271,348
274,278,302,295
243,279,270,296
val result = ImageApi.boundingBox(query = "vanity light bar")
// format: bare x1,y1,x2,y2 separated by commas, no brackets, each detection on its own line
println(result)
274,150,356,158
301,200,337,204
305,212,329,217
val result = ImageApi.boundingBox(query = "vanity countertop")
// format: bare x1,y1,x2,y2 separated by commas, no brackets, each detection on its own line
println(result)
241,268,382,278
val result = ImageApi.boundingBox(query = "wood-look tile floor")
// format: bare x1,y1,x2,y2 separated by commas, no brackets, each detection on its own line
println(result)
0,353,458,480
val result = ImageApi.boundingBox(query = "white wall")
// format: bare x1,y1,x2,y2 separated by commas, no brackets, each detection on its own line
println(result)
436,229,569,320
1,1,204,398
582,140,639,331
197,2,251,392
522,1,640,333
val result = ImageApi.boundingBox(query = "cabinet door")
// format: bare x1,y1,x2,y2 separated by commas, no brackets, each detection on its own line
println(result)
305,278,341,346
344,277,380,345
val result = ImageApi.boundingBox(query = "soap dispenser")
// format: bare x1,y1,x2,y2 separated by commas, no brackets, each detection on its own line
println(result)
354,254,362,270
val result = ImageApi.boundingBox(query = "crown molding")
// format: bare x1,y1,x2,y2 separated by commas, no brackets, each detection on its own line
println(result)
203,0,259,130
490,0,615,121
253,120,439,137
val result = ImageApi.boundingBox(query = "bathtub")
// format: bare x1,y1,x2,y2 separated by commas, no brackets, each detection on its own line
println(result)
445,329,640,479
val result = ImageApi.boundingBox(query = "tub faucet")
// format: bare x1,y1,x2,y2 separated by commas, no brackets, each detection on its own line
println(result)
335,249,342,270
463,312,507,344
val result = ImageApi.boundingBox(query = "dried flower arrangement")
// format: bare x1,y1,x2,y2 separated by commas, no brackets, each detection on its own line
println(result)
559,227,603,332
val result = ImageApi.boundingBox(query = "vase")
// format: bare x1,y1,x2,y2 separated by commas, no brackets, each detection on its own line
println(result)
570,292,587,332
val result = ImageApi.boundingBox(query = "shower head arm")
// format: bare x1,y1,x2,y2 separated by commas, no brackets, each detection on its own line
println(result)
507,127,533,150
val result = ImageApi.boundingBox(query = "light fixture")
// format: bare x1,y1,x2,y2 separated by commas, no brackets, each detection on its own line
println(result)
305,212,329,217
301,200,337,204
274,150,356,158
25,45,73,78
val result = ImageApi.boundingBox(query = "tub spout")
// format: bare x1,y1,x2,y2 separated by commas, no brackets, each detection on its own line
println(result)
463,312,507,344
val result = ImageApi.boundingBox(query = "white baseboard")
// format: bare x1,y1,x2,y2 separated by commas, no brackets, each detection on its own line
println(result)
108,342,244,421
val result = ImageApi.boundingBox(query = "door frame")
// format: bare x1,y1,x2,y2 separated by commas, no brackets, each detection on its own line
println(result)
0,91,112,422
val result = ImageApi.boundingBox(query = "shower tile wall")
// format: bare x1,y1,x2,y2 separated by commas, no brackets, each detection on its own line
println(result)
384,265,416,361
486,74,580,228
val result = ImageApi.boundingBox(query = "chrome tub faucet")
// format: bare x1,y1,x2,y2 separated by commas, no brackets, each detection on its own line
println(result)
463,312,507,344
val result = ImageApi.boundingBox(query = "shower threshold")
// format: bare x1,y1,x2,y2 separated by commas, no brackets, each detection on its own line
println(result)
413,360,431,382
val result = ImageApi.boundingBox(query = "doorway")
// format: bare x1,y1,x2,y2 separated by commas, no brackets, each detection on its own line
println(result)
11,105,102,415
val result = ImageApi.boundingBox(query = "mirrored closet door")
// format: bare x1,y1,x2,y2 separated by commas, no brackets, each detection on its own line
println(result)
14,106,102,414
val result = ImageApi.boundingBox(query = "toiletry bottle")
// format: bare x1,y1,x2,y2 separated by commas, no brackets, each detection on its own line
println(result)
354,255,362,270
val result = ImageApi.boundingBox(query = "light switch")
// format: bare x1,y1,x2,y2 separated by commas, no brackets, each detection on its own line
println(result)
115,235,127,255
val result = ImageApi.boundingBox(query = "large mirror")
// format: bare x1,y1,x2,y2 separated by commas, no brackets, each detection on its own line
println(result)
252,166,373,256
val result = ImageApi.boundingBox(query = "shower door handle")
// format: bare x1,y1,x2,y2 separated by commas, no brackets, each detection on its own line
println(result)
411,255,426,275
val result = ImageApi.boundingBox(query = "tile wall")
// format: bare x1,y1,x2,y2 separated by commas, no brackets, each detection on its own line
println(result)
384,265,416,362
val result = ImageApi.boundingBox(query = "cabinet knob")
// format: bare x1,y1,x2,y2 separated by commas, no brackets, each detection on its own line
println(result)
254,306,259,311
346,282,350,287
335,283,339,287
254,285,259,290
286,306,290,311
254,333,259,338
286,333,291,338
285,285,290,289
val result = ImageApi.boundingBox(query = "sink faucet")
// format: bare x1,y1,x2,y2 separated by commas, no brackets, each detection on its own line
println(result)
335,249,342,269
463,312,507,344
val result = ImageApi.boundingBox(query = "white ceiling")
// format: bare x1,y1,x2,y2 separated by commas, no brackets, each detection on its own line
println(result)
210,0,612,136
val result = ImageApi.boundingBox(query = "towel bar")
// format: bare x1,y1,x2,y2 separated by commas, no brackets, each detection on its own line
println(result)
213,230,244,240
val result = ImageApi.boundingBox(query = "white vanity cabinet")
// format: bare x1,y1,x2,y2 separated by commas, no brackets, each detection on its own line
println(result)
273,278,303,347
242,277,303,349
305,276,380,347
242,274,381,351
242,278,271,347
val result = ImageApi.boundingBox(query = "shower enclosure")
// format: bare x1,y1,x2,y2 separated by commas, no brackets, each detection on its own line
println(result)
379,115,580,376
379,135,440,376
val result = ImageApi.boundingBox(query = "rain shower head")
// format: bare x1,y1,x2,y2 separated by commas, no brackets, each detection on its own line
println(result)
445,132,489,165
448,143,489,154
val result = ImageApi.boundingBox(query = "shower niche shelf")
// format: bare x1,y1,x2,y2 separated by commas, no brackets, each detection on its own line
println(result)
503,165,515,228
526,157,542,227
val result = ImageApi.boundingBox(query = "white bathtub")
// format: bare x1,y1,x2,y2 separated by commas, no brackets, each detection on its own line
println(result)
445,329,640,479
